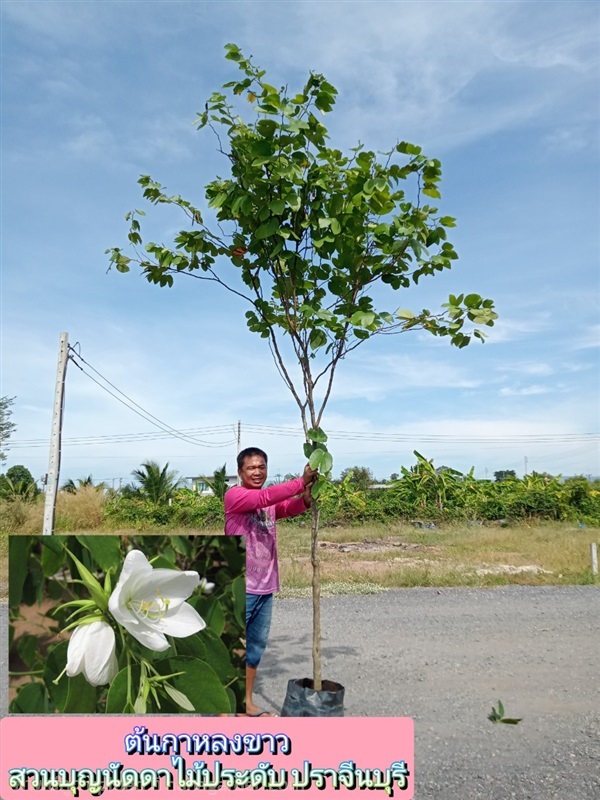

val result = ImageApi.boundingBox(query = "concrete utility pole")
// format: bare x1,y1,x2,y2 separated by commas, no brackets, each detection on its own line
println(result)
43,332,69,535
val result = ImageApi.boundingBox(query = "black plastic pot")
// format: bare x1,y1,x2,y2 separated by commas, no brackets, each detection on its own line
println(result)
280,678,345,716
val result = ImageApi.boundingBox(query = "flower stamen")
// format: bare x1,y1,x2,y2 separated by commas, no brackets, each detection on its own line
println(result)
127,592,170,622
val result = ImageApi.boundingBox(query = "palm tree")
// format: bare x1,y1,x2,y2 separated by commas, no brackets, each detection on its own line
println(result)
201,463,229,501
61,475,105,493
131,461,180,505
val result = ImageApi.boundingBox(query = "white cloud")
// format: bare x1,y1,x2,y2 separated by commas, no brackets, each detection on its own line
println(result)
486,314,551,344
500,385,550,397
570,324,600,350
498,361,554,377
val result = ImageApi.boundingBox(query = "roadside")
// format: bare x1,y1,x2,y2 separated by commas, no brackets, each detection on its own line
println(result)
257,585,600,800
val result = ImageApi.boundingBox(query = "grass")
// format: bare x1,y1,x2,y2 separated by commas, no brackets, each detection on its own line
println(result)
276,520,600,591
2,492,598,595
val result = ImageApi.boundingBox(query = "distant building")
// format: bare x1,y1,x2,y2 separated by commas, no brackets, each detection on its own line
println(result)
185,475,238,495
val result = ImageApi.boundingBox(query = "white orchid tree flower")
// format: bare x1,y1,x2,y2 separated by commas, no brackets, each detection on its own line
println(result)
108,550,206,651
198,577,215,594
66,620,119,686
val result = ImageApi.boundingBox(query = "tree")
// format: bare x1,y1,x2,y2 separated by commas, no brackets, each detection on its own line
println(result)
131,461,180,505
110,45,497,690
0,464,39,501
201,463,229,501
494,470,517,483
339,466,375,492
0,396,17,464
61,475,106,493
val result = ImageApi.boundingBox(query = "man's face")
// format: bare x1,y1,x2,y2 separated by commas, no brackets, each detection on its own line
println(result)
239,454,267,490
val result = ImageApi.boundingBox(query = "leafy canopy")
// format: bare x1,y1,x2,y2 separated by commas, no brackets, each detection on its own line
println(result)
109,43,497,457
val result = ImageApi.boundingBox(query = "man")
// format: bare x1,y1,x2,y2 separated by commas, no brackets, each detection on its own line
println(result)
225,447,317,716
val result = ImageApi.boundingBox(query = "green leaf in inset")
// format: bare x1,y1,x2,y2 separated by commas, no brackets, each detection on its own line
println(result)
41,536,65,577
43,641,70,711
77,535,121,573
189,595,226,636
63,673,97,713
156,656,230,714
9,536,34,608
10,682,49,714
197,627,237,682
231,575,246,629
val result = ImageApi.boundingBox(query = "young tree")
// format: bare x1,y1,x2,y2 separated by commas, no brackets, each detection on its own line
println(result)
109,45,497,690
0,396,17,464
339,466,375,492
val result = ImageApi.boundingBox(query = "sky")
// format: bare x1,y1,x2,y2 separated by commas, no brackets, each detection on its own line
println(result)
1,0,599,488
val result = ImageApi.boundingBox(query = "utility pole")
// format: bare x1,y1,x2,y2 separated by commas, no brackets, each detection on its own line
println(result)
43,333,69,535
236,419,241,486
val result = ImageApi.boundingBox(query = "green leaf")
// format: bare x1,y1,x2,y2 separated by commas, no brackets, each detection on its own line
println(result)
396,308,415,320
43,642,70,711
197,627,237,683
309,329,327,350
163,684,195,711
41,536,65,577
307,427,328,443
9,536,34,608
76,535,121,573
231,575,246,629
17,635,40,669
106,664,142,713
66,549,108,612
155,656,230,714
10,682,49,714
188,595,226,636
255,218,279,239
63,673,97,713
309,449,333,473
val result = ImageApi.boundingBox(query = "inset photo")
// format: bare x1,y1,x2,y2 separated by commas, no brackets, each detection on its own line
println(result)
8,534,245,714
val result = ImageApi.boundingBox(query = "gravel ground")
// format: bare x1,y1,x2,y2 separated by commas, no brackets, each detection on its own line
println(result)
257,585,600,799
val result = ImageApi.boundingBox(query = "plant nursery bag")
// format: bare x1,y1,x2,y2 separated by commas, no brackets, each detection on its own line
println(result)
280,678,345,717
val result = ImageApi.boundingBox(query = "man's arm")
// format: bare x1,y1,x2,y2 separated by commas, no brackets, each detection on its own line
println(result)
224,476,305,514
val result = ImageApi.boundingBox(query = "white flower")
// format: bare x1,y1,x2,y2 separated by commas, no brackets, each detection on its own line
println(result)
66,620,119,686
199,577,215,595
108,550,206,651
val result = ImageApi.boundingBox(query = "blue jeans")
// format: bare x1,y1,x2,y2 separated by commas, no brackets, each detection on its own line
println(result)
246,593,273,668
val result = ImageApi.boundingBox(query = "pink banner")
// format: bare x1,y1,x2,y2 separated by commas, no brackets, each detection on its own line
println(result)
1,716,413,798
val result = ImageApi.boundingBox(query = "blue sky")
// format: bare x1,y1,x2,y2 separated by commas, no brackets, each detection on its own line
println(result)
2,0,599,487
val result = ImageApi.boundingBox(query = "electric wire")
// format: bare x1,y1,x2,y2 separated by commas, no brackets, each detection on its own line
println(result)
66,348,236,450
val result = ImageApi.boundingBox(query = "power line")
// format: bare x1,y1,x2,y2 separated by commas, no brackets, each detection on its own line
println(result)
66,347,237,450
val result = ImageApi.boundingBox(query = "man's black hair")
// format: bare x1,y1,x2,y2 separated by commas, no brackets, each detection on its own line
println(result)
237,447,268,470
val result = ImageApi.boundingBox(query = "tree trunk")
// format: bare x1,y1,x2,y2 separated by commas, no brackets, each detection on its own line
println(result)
310,499,322,691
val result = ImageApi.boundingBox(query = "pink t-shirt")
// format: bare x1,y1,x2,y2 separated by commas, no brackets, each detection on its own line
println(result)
224,477,308,595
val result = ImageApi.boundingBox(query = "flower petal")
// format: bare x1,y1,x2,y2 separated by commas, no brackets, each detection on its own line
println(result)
66,621,118,686
82,623,118,686
108,550,153,620
135,570,199,608
66,624,88,677
161,602,206,638
119,616,170,651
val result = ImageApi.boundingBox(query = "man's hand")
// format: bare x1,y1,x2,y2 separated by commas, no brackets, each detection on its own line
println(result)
302,482,312,508
302,463,319,486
